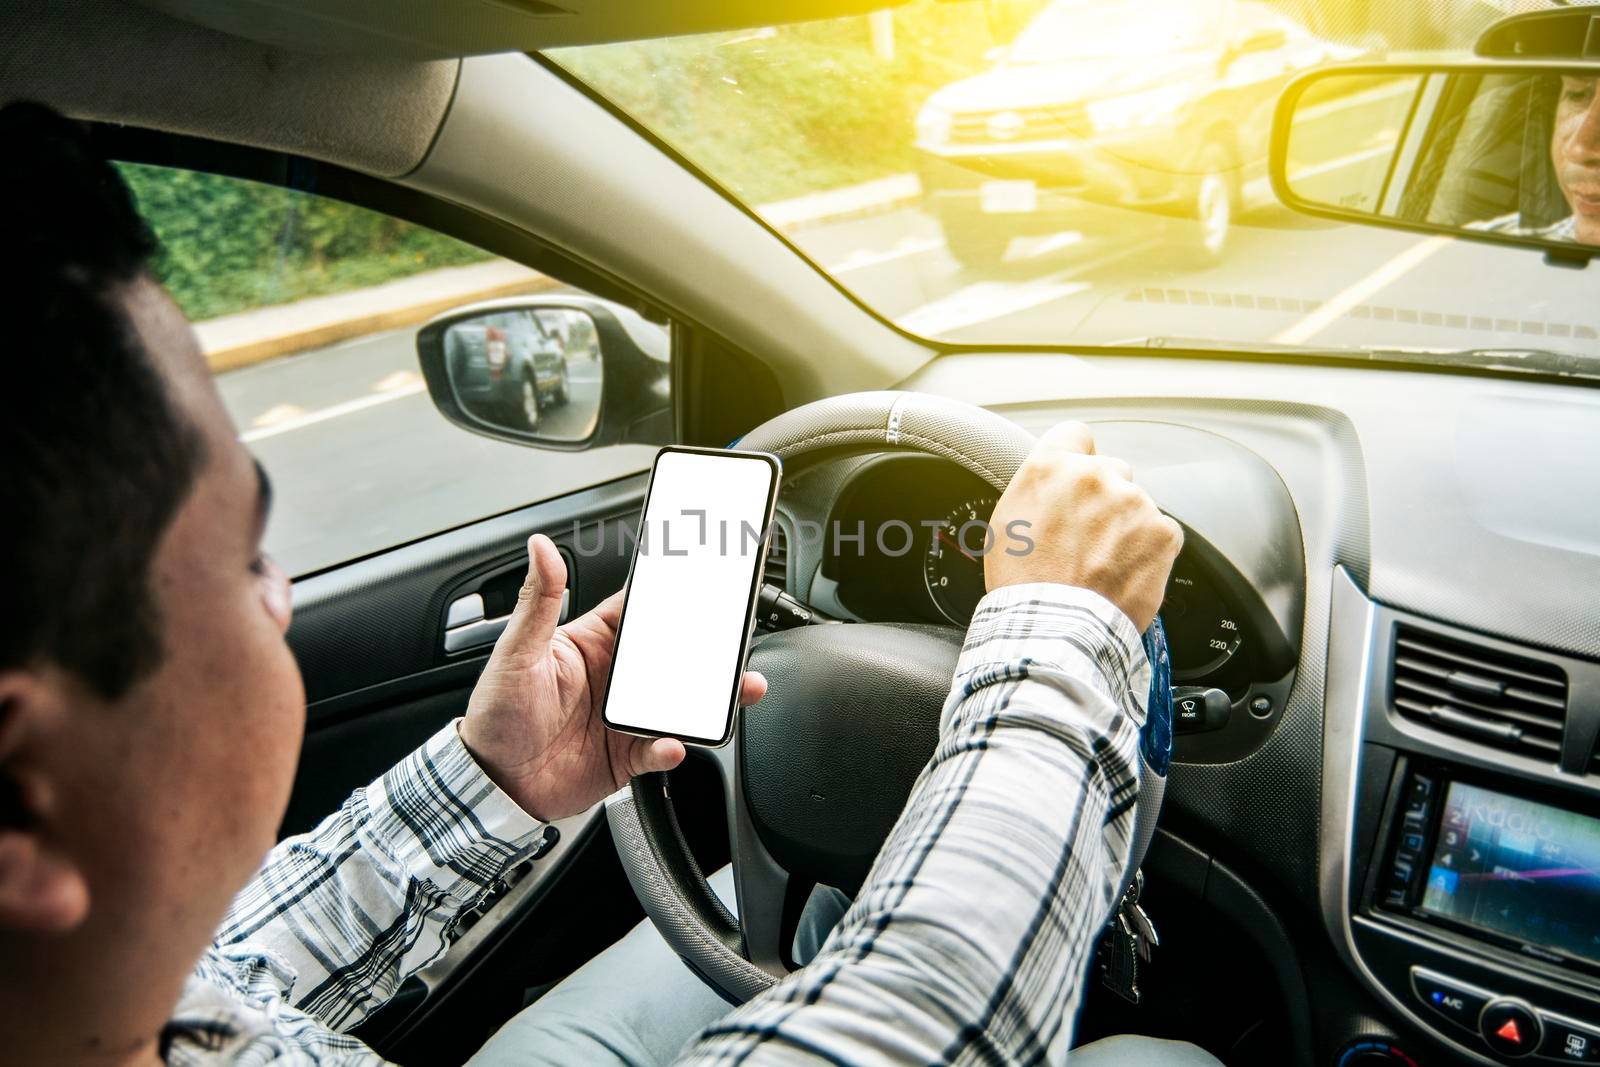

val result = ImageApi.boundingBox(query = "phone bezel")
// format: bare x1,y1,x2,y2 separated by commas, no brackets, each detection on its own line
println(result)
599,444,782,748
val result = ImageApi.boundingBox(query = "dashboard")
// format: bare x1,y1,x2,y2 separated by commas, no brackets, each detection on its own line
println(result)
757,354,1600,1067
777,421,1307,765
812,453,1288,699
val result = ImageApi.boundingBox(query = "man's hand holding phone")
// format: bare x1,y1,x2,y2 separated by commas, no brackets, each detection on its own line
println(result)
459,533,768,824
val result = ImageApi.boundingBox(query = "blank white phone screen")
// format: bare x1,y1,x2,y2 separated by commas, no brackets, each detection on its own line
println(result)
604,450,776,743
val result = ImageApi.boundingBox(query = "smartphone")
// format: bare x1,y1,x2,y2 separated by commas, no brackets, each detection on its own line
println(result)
600,446,782,747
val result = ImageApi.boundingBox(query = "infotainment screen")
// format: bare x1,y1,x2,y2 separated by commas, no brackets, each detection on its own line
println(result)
1419,781,1600,965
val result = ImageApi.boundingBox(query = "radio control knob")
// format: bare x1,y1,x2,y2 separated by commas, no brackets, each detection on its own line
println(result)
1335,1039,1419,1066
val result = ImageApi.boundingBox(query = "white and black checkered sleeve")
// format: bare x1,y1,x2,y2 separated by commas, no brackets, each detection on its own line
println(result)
206,719,544,1033
678,582,1151,1066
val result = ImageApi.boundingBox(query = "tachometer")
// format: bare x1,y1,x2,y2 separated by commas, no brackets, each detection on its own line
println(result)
923,495,997,625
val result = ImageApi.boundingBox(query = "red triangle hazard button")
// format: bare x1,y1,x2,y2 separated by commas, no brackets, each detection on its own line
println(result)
1483,1003,1540,1053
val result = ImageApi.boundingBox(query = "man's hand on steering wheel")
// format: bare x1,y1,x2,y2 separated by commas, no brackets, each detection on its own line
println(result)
986,421,1184,630
459,533,769,823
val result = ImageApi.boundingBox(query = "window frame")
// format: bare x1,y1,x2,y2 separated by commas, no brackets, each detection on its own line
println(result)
96,123,788,461
90,124,791,577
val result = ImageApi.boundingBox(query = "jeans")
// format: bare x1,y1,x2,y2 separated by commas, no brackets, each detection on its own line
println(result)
468,868,1223,1067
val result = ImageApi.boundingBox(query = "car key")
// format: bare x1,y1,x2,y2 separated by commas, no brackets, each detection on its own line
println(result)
1124,868,1160,963
1098,868,1158,1003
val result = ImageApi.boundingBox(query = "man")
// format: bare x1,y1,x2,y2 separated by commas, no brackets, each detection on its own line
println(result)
1472,73,1600,244
1544,73,1600,243
0,101,1208,1065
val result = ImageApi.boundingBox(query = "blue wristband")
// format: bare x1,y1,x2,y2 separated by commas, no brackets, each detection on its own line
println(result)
1140,615,1173,778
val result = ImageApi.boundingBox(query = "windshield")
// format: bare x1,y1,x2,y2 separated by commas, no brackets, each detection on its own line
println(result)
551,1,1600,366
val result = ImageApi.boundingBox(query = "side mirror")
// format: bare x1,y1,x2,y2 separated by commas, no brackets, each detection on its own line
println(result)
1270,61,1600,263
417,295,671,451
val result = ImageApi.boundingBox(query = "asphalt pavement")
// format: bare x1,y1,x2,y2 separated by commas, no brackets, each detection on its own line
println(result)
219,336,651,577
221,199,1597,577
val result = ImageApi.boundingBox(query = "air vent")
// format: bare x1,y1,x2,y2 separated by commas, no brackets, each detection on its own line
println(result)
764,522,788,590
1390,624,1569,762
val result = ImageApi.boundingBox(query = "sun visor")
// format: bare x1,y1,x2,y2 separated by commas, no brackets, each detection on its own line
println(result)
135,0,910,58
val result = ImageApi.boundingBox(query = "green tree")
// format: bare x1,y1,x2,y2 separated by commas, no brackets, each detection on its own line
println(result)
118,164,492,321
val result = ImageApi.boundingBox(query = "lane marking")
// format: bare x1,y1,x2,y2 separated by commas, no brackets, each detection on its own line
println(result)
821,228,1082,276
1125,284,1599,339
1295,81,1416,123
373,369,423,392
894,237,1155,336
237,227,1125,439
238,362,599,444
240,381,425,443
1288,143,1397,184
1020,230,1085,257
825,236,943,274
252,403,307,429
898,273,1090,336
1272,236,1451,345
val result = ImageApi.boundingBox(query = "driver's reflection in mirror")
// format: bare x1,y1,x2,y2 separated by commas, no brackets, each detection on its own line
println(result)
1480,74,1600,244
1549,75,1600,243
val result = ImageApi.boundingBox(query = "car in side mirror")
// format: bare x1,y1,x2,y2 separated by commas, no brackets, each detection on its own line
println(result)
416,295,671,450
1270,60,1600,264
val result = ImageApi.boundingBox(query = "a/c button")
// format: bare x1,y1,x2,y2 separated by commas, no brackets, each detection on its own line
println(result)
1411,967,1491,1032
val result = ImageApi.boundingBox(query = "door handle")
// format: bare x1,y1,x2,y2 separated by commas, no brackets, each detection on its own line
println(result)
443,588,570,654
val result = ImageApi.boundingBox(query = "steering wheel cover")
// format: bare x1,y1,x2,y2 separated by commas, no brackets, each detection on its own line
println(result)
605,390,1167,1004
607,776,775,1003
731,389,1035,487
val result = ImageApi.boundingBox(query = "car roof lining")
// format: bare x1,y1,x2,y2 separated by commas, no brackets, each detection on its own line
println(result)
132,0,904,59
2,0,458,178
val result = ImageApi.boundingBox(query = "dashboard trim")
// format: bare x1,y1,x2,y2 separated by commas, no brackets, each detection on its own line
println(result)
1323,566,1600,1066
1323,564,1507,1066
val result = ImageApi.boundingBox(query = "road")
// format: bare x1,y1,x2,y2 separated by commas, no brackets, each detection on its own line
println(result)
222,199,1597,577
796,200,1597,349
220,336,651,576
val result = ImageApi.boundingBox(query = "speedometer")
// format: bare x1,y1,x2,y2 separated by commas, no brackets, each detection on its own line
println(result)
923,495,996,625
1161,558,1244,681
921,497,1247,685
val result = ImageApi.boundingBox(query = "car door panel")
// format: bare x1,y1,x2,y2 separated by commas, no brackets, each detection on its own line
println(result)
283,471,647,837
275,469,751,1061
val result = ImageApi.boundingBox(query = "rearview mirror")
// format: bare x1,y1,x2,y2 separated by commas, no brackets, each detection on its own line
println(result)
1270,61,1600,263
417,296,671,450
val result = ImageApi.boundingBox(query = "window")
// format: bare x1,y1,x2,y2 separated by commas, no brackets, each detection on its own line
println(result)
118,164,662,576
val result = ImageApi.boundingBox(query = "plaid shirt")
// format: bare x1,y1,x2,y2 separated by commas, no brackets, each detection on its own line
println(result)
164,583,1147,1065
165,723,545,1065
678,582,1149,1065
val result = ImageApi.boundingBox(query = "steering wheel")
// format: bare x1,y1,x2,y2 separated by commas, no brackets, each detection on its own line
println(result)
604,391,1167,1004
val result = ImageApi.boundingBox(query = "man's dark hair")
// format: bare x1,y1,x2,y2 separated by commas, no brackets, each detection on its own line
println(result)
0,101,206,699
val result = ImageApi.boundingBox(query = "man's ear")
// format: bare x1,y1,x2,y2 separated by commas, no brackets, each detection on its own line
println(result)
0,674,91,934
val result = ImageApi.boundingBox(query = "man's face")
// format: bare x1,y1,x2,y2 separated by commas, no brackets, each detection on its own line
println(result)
25,277,306,1017
1551,74,1600,244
